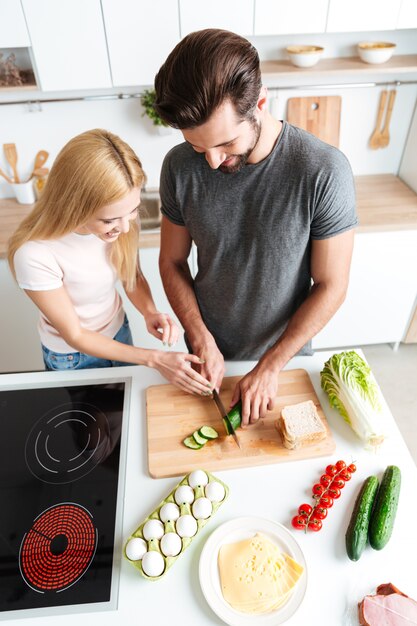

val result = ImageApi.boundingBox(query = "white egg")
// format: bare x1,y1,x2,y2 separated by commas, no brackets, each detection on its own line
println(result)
188,470,209,488
159,502,180,523
125,537,147,561
176,514,198,538
174,485,194,505
141,551,165,577
142,519,164,541
205,481,226,503
192,497,212,520
160,532,182,557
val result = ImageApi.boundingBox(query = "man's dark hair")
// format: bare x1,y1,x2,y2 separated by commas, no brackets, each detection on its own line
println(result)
154,29,262,129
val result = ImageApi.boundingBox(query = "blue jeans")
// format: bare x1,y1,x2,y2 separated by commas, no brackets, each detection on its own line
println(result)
42,315,134,371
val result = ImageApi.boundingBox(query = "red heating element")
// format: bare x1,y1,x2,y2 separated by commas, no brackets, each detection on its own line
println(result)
20,503,97,592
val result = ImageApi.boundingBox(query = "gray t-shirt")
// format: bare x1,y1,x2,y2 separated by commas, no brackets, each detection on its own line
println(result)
160,121,357,360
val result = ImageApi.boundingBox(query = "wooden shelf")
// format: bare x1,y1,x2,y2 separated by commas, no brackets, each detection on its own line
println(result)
1,174,417,258
261,54,417,82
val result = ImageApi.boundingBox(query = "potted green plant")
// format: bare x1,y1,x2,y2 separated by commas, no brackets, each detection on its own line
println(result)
140,88,171,133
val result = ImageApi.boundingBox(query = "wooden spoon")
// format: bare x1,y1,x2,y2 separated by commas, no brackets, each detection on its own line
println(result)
369,90,387,150
27,150,49,181
378,90,396,149
0,166,14,184
3,143,20,183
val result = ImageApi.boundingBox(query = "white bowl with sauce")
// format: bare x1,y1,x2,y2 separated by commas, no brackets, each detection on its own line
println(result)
357,41,396,64
286,45,324,68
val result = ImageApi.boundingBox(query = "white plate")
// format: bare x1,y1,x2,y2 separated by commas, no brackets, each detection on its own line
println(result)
199,516,307,626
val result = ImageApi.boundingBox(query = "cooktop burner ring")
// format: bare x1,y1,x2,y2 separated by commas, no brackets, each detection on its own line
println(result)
25,402,111,484
19,503,98,593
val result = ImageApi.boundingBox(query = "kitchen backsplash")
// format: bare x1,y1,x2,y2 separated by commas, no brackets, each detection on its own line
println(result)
0,28,416,198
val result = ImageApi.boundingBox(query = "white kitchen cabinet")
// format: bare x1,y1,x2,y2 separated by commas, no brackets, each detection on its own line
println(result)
179,0,254,37
21,0,111,91
326,0,402,32
0,259,43,373
102,0,180,87
0,0,30,47
312,230,417,349
254,0,329,36
397,0,417,29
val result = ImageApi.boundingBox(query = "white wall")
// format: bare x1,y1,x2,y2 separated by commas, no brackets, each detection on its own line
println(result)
0,28,416,195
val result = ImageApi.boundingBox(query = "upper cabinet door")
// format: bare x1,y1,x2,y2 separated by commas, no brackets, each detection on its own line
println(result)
326,0,402,32
0,0,30,47
102,0,180,87
397,0,417,28
254,0,329,35
21,0,111,91
179,0,254,37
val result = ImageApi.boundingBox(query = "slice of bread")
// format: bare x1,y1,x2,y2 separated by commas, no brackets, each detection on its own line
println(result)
279,400,326,449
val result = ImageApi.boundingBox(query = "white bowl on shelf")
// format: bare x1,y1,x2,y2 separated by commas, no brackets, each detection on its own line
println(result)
357,41,396,64
286,45,324,68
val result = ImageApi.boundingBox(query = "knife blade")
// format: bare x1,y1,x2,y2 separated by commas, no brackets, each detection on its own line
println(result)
212,389,241,449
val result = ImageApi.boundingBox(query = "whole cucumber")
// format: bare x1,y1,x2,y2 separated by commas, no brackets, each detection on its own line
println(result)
369,465,401,550
345,475,379,561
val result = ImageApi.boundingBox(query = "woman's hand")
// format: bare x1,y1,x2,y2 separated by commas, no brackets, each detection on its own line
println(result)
151,351,213,395
144,312,180,346
190,336,225,392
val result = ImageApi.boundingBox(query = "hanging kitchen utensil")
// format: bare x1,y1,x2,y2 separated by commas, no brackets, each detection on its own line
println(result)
378,89,396,149
369,90,388,150
286,95,342,147
3,143,20,183
27,150,49,180
0,166,14,183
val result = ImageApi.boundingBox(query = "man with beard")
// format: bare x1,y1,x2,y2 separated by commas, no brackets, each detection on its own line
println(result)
154,29,357,426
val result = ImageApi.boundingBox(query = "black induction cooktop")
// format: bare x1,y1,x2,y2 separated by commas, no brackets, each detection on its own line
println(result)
0,379,129,618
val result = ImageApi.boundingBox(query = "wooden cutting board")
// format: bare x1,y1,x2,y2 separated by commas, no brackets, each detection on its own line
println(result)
286,95,341,147
146,369,335,478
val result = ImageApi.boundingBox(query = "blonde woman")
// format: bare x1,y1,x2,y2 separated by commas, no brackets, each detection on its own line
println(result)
8,129,211,395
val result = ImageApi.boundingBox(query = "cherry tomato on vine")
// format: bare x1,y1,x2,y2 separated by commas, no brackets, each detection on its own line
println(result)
319,495,334,508
348,463,357,473
313,506,328,520
292,515,307,529
320,474,332,487
340,470,352,481
328,487,341,499
298,503,313,517
326,464,337,476
335,460,346,471
308,518,322,532
312,483,325,496
331,478,345,489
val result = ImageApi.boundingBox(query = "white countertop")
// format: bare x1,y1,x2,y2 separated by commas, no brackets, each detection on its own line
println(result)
1,350,416,625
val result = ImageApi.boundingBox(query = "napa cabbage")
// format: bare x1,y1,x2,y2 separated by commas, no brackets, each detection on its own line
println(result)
320,351,385,448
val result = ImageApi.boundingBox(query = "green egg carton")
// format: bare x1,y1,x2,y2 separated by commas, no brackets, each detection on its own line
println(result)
124,469,229,580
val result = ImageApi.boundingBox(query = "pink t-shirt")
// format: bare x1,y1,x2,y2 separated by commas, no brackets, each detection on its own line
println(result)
13,233,124,353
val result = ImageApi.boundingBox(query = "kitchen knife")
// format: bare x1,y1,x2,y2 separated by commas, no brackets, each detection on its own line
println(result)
212,389,241,449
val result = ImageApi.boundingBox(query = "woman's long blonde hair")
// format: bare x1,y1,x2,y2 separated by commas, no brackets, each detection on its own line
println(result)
8,129,146,291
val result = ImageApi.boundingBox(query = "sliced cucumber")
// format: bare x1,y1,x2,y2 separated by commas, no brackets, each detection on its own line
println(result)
193,430,208,446
183,436,203,450
198,426,219,440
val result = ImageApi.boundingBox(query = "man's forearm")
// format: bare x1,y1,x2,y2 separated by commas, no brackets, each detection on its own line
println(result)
260,281,347,372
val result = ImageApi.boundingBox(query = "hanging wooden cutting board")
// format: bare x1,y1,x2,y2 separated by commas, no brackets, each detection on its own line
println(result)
146,369,335,478
286,95,342,147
